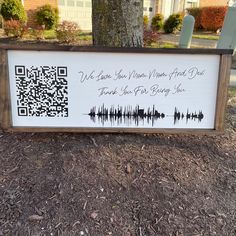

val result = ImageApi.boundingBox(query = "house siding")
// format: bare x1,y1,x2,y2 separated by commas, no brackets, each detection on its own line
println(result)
155,0,199,19
58,0,92,31
23,0,227,31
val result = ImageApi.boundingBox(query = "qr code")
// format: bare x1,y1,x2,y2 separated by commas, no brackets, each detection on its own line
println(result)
15,65,68,117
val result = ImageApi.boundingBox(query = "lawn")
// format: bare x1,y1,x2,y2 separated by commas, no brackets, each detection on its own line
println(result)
192,34,219,40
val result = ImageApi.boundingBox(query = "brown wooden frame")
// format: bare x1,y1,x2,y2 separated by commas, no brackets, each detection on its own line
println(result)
0,44,233,134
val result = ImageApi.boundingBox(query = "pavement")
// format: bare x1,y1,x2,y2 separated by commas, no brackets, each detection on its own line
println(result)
160,33,217,48
160,33,236,87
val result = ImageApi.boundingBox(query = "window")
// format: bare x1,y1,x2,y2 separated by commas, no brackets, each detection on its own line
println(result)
187,1,198,8
149,7,153,12
77,1,83,7
58,0,65,5
67,0,75,6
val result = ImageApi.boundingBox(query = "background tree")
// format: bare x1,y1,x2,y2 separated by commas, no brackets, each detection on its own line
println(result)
92,0,143,47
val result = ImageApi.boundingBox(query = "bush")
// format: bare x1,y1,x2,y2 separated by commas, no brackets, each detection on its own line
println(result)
201,6,227,31
36,4,59,30
187,6,227,31
0,0,27,22
4,19,27,38
187,7,202,30
151,13,164,31
56,21,81,43
31,25,45,40
163,14,182,33
143,30,160,47
143,15,149,30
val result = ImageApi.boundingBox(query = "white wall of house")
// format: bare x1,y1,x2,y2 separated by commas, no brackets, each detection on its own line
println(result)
58,0,159,32
143,0,156,20
58,0,92,31
57,0,200,32
173,0,181,12
161,0,173,19
160,0,199,18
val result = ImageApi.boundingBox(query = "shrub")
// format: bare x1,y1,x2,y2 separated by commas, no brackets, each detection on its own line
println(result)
151,13,164,31
4,19,27,38
0,0,27,22
31,25,45,40
163,14,182,33
143,15,149,30
187,7,202,30
56,21,81,43
36,4,59,30
201,6,227,31
143,30,160,47
187,6,227,31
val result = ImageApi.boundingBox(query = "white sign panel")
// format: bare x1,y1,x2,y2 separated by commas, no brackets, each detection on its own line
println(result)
8,50,220,129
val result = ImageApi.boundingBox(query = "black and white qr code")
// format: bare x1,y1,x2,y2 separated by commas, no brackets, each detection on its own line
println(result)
15,65,68,117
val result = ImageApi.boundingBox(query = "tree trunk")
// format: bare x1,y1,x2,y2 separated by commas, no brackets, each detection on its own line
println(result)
92,0,143,47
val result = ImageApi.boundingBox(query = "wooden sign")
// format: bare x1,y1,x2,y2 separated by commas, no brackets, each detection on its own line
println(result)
0,45,233,133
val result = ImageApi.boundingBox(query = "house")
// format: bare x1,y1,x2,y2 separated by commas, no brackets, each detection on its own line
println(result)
57,0,200,31
58,0,157,31
144,0,229,23
19,0,201,31
20,0,229,31
154,0,200,19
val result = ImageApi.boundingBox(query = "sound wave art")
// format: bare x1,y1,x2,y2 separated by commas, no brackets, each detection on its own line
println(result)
173,107,204,125
87,105,204,126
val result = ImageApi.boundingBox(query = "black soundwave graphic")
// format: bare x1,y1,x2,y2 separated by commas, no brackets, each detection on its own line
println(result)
173,107,204,124
88,104,165,126
88,105,204,126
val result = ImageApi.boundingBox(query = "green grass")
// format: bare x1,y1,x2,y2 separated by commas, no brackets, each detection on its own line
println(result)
78,33,92,41
192,34,219,40
43,30,56,39
149,42,177,48
43,30,92,41
159,42,177,48
40,30,93,43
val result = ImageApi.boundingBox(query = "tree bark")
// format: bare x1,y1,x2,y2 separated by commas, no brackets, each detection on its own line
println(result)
92,0,143,47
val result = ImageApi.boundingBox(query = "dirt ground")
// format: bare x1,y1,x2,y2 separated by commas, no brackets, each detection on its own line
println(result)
0,87,235,236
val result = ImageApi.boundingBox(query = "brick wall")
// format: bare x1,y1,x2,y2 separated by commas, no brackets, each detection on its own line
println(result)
199,0,228,7
23,0,58,27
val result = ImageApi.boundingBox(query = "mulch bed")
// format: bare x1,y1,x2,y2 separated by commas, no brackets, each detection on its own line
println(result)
0,100,235,236
0,38,236,235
